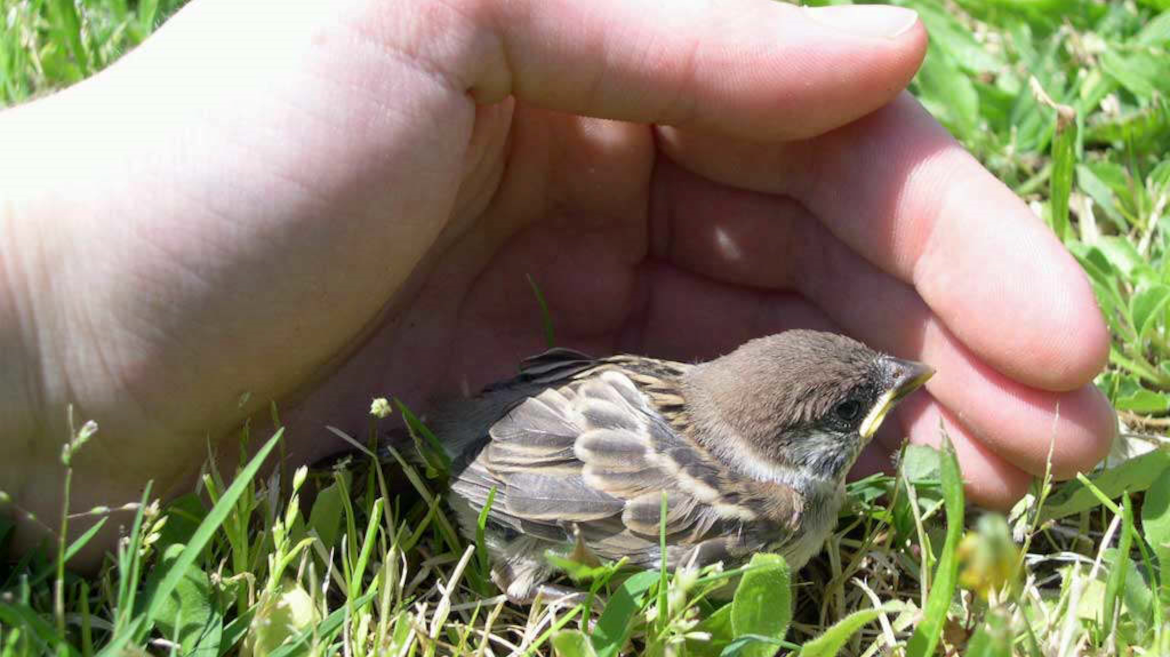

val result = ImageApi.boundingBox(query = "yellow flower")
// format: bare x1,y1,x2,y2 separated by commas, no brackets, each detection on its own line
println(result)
957,514,1020,600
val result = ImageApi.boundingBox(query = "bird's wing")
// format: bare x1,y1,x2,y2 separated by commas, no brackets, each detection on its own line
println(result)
478,347,598,394
451,367,805,566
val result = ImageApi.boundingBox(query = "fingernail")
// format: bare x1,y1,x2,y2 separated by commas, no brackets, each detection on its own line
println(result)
804,5,920,39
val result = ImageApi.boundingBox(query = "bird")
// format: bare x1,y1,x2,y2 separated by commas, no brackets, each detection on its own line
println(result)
382,330,933,602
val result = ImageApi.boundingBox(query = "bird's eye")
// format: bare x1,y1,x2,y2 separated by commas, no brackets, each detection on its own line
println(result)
834,400,862,423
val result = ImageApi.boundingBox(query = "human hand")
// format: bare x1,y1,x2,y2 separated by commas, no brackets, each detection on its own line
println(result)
0,0,1115,563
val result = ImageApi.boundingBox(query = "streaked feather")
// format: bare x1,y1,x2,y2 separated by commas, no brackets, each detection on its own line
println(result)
445,347,804,576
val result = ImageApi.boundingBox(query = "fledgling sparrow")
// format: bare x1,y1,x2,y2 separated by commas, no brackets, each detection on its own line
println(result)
384,330,933,601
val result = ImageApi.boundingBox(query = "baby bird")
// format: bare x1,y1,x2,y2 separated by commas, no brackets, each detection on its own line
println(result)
397,330,932,601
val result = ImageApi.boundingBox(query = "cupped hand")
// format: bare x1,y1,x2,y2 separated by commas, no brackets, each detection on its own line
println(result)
0,0,1116,562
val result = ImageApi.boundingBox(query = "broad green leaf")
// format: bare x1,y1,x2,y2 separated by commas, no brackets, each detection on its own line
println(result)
1075,576,1110,622
1085,99,1170,147
914,47,979,141
798,604,905,657
1137,10,1170,46
1078,165,1126,230
307,478,346,549
1138,0,1170,13
241,581,321,657
964,609,1012,657
1094,160,1153,226
690,605,735,657
158,494,207,552
896,0,1004,73
979,0,1104,26
1101,48,1170,100
1141,464,1170,596
592,570,659,657
1094,1,1146,37
1069,242,1117,279
266,591,376,657
146,543,222,657
730,553,793,657
892,445,944,540
1087,160,1140,196
1042,451,1170,520
553,630,598,657
1070,246,1125,335
1114,388,1170,413
906,436,964,657
1150,159,1170,192
901,444,943,482
1096,235,1153,281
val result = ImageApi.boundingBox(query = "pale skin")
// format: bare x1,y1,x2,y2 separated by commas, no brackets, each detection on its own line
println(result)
0,0,1117,567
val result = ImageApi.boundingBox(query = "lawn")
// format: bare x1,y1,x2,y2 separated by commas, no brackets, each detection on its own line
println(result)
2,0,1170,655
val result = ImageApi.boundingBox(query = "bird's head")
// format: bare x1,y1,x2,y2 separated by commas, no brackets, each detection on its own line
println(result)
684,330,934,485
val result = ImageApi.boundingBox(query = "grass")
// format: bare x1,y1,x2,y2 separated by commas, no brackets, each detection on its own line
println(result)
3,0,1170,654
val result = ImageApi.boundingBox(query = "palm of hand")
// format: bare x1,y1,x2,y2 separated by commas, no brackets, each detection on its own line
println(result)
281,98,1114,511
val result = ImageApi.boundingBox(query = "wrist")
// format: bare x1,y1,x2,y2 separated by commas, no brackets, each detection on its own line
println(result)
0,141,57,552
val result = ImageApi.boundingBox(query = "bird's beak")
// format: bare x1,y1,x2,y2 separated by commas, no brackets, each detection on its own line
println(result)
859,357,935,440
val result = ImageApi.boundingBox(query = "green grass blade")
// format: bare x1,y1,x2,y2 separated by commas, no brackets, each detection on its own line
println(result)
475,486,498,587
1049,105,1077,242
526,273,556,348
394,399,451,473
1140,464,1170,611
114,483,154,636
94,616,146,657
906,434,964,657
218,606,256,657
1102,494,1135,638
657,491,669,636
522,604,585,657
592,571,659,657
798,604,904,657
29,517,108,588
350,497,384,594
126,428,283,647
46,0,90,76
0,601,79,657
